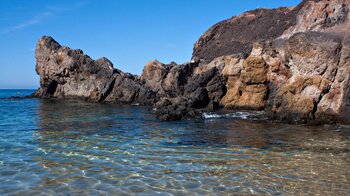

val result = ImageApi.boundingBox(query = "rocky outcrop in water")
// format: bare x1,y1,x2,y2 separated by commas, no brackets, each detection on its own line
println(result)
34,36,155,104
34,0,350,124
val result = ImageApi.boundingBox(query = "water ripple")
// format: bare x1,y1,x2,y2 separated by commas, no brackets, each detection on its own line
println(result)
0,90,349,195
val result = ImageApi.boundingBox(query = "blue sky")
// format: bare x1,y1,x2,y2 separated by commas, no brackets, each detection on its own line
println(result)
0,0,301,89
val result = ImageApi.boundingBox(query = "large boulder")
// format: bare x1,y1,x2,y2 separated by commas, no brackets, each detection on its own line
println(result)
34,36,115,101
220,45,269,110
34,36,155,104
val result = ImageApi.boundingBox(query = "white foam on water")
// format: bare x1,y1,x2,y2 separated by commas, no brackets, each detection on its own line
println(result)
202,111,265,120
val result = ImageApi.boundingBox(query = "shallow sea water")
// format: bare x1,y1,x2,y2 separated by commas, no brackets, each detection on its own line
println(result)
0,90,349,195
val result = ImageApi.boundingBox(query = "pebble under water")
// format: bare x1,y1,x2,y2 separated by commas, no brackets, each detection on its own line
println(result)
0,90,349,195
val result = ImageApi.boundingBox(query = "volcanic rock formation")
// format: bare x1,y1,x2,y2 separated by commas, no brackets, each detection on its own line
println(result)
34,0,350,124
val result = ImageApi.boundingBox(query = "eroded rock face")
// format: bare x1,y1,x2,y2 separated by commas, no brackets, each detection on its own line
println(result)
192,0,350,124
34,36,155,104
281,0,350,38
34,0,350,124
269,32,343,123
34,36,225,120
35,36,113,101
218,30,350,124
220,46,269,110
141,59,226,120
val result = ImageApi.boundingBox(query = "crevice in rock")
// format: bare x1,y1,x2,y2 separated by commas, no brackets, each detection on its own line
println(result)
98,77,116,102
45,80,58,97
312,100,319,119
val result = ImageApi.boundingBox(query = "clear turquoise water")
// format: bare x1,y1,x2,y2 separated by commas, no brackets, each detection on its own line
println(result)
0,89,349,195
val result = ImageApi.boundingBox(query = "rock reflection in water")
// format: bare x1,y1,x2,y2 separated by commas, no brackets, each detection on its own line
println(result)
201,119,350,195
21,99,350,195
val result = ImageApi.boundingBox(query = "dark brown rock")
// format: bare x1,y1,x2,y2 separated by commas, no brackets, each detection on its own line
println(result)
34,36,155,104
192,7,299,63
34,36,115,101
34,0,350,124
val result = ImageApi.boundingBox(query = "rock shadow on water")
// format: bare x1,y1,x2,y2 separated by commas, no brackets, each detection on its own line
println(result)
175,116,350,154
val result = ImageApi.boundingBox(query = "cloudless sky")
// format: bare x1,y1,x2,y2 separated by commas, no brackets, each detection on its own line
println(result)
0,0,301,89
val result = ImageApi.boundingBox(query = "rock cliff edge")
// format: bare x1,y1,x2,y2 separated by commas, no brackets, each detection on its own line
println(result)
34,0,350,124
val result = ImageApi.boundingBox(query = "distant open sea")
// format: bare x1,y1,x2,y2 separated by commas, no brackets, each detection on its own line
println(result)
0,89,349,195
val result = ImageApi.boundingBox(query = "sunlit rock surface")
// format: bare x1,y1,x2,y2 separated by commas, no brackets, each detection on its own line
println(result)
34,0,350,123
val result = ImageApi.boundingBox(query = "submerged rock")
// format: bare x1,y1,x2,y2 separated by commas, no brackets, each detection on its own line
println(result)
34,0,350,124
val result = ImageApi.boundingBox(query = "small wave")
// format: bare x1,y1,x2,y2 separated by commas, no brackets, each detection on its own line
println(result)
0,95,34,100
202,111,266,120
0,90,35,99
